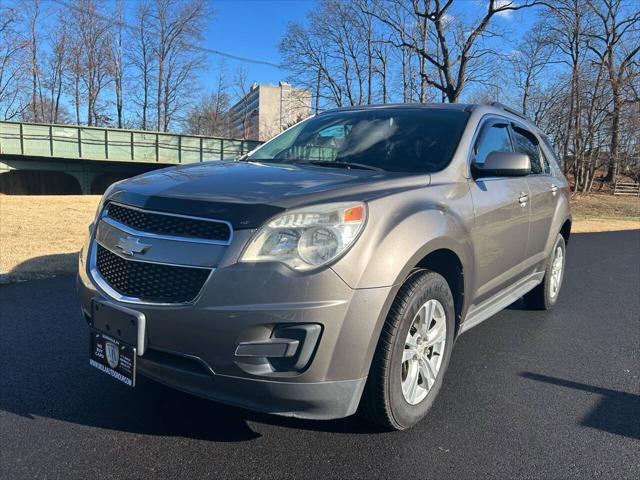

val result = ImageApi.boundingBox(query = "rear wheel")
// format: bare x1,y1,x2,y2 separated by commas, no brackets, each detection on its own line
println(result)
524,234,566,310
360,270,455,430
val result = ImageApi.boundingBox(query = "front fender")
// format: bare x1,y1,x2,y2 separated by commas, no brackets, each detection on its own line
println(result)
332,184,474,291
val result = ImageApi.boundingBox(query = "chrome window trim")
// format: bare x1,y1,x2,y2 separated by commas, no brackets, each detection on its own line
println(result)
104,201,234,246
89,241,214,306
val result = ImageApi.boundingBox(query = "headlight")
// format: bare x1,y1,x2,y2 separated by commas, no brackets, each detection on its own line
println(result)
241,202,366,271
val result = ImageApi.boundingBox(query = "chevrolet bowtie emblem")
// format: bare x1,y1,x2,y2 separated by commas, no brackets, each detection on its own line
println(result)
114,236,151,256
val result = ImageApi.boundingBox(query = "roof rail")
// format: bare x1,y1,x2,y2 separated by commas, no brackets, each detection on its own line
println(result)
489,102,529,121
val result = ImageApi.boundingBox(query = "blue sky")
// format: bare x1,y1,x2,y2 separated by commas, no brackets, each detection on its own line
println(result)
201,0,315,87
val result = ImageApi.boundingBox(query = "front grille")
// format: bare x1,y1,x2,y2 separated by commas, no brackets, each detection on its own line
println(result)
95,245,210,303
106,203,231,242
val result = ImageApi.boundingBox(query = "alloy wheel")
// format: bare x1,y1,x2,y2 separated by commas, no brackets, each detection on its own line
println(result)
550,245,564,299
401,299,447,405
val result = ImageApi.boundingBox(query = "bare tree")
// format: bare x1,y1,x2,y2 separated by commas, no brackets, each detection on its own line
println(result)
150,0,207,132
69,0,112,126
129,1,155,130
545,0,592,175
510,25,556,115
65,22,84,125
280,22,344,108
232,66,252,139
25,0,44,121
0,4,28,120
45,19,68,123
365,0,547,103
281,0,379,108
586,0,640,181
110,0,125,128
184,88,231,137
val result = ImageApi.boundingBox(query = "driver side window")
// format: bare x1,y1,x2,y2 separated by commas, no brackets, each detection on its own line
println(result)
473,122,513,165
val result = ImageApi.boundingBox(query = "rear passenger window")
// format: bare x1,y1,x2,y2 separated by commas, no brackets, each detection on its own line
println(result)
512,126,542,174
474,123,512,165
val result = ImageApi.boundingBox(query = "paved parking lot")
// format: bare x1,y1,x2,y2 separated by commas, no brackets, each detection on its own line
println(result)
1,230,638,479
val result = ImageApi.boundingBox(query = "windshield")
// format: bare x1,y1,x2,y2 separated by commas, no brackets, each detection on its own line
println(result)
248,108,469,173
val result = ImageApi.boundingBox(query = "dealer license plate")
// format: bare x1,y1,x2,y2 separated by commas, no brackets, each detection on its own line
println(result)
90,330,136,386
88,299,146,387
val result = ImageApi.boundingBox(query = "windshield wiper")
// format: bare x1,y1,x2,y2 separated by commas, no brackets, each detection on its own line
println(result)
303,160,385,172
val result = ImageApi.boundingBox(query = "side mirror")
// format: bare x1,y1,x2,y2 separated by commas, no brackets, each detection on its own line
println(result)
472,151,531,178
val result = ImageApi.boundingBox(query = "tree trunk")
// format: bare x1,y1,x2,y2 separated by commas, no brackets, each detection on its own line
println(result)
74,73,80,125
315,69,321,114
366,18,372,104
604,93,621,182
157,56,163,131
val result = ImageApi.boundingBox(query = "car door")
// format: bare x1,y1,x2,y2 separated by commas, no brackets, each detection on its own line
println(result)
511,124,557,270
467,117,531,304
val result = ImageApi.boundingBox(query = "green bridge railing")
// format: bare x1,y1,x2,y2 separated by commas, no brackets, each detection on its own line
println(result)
0,121,262,165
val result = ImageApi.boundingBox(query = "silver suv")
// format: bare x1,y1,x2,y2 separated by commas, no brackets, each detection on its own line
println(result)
78,103,571,430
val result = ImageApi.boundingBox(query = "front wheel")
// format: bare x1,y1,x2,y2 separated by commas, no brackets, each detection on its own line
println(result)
524,234,566,310
360,270,455,430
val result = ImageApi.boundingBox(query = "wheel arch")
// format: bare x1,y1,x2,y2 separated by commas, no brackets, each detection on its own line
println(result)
560,218,571,246
355,237,471,381
414,249,465,336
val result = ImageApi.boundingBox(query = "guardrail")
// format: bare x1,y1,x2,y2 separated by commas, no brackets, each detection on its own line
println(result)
613,181,640,196
0,121,261,164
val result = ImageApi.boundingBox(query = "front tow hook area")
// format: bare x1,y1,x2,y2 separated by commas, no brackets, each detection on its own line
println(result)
234,324,322,374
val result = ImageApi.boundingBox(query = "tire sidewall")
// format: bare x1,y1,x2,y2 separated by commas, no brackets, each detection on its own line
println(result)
387,273,455,429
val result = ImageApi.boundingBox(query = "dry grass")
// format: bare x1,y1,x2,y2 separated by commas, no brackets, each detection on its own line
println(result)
0,193,638,282
570,193,639,233
0,195,100,282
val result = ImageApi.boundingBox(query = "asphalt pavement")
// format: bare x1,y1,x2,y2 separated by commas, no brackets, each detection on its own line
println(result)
1,230,638,479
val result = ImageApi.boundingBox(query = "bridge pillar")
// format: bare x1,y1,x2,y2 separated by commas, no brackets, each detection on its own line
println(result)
68,165,98,195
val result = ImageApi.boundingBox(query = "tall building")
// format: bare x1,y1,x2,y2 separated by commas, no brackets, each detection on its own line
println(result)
229,82,312,141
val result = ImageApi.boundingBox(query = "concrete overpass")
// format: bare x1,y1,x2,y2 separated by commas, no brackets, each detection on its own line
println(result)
0,121,261,194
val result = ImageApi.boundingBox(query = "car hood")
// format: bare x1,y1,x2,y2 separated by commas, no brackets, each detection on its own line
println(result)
107,161,429,229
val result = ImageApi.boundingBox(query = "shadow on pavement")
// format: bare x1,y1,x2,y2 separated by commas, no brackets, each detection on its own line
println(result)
520,372,640,440
2,252,78,283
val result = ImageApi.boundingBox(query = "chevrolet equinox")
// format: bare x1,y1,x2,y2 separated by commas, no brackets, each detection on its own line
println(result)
78,103,571,430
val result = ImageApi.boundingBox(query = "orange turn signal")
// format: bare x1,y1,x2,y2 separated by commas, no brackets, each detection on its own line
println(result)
343,205,364,222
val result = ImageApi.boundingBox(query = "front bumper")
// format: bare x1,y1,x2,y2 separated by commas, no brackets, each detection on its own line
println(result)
78,246,391,419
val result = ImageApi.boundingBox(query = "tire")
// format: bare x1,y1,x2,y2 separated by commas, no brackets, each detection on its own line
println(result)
523,234,566,310
360,270,455,430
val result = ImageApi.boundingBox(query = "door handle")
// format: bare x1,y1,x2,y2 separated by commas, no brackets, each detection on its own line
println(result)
518,192,528,207
550,184,558,196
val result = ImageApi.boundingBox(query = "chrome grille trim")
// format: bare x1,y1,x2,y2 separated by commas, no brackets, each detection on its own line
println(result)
88,202,233,305
102,201,234,246
89,241,214,306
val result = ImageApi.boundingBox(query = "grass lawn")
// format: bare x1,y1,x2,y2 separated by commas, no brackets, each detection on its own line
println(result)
1,193,638,281
1,195,100,281
570,193,640,233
